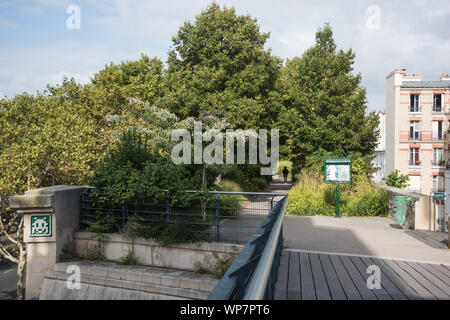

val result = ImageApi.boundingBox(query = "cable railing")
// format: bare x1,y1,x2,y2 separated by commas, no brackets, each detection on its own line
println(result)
208,195,288,300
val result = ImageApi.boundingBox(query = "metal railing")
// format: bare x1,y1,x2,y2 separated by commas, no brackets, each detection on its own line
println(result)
432,104,444,113
431,160,445,166
409,105,421,113
432,131,445,141
409,132,421,141
81,188,285,244
208,195,288,300
408,160,422,166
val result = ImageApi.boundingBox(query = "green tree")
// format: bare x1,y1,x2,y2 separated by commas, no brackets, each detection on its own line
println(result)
159,3,282,129
383,170,410,189
277,24,379,169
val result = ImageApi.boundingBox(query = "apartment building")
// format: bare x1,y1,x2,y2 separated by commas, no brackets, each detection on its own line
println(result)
385,69,450,195
372,111,386,183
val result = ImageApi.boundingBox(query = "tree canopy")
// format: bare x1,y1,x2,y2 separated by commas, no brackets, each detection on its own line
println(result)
277,23,379,169
158,3,282,129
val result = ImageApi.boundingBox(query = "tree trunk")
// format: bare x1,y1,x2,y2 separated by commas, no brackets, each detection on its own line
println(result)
16,246,26,300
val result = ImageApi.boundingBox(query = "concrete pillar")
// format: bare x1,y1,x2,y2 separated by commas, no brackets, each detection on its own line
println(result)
9,186,85,300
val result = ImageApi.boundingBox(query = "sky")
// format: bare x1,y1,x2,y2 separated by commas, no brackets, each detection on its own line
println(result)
1,0,450,112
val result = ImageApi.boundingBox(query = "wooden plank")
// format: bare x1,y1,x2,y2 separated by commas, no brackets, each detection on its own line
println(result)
299,252,316,300
309,253,331,300
339,255,377,300
406,262,450,297
360,257,407,300
395,260,448,300
287,252,301,300
427,264,450,281
274,250,289,300
418,263,450,285
371,258,422,300
329,254,361,300
318,254,346,300
381,259,435,300
349,256,391,300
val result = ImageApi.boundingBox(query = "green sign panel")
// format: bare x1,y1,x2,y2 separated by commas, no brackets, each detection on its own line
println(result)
433,192,446,200
30,214,52,237
324,158,352,184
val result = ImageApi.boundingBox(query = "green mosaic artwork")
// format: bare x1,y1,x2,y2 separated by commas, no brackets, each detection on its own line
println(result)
30,214,52,237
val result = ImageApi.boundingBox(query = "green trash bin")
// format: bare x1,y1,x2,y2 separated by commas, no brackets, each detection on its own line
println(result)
393,196,411,226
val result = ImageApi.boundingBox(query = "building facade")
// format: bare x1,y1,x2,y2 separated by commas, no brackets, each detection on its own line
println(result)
385,69,450,195
372,111,386,183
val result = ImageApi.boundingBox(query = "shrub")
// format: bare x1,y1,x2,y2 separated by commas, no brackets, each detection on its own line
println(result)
250,177,268,190
193,253,236,279
216,180,247,217
383,170,410,189
286,171,388,217
119,251,139,265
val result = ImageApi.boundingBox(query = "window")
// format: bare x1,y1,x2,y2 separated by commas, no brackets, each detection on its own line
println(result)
433,148,443,166
432,120,443,141
409,147,420,165
433,175,444,192
409,121,420,140
409,175,421,192
410,94,420,112
433,94,442,112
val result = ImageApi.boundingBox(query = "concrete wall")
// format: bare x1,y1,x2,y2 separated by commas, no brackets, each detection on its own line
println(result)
74,231,241,271
9,186,85,299
379,183,433,230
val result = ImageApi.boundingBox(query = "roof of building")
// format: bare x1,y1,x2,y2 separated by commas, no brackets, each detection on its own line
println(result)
401,81,450,89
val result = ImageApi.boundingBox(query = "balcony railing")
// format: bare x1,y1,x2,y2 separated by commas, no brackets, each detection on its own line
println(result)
432,131,445,141
432,104,444,113
408,160,422,166
409,105,421,113
409,132,421,141
431,160,445,167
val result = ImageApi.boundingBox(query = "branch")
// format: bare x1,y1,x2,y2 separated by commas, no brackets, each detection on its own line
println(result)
0,242,18,264
15,215,23,244
0,215,18,245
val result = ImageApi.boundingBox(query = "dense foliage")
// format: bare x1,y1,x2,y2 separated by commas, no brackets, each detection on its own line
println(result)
277,24,379,170
286,170,388,217
383,170,410,189
159,3,282,129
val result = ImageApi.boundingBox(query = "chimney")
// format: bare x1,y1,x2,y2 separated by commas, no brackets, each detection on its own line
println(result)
441,74,450,81
387,69,406,86
403,73,422,82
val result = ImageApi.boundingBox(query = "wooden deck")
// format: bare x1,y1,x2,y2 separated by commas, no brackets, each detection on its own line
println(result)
274,250,450,300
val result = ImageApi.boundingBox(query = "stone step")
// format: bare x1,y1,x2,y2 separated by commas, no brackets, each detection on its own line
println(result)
42,261,219,300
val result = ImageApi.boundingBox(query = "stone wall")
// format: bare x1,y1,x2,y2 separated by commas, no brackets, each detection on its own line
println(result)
74,231,242,271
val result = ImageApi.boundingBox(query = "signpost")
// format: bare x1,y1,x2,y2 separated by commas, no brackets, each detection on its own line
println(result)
324,158,352,218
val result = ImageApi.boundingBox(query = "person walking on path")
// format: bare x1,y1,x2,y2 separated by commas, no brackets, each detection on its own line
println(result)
282,166,289,184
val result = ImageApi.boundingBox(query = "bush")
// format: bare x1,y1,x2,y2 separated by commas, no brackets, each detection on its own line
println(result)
221,164,271,192
286,171,388,217
383,170,409,189
216,180,247,217
87,130,212,245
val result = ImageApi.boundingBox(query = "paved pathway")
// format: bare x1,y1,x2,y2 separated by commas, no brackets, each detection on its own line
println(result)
216,177,291,244
275,250,450,300
283,215,450,265
0,260,17,300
